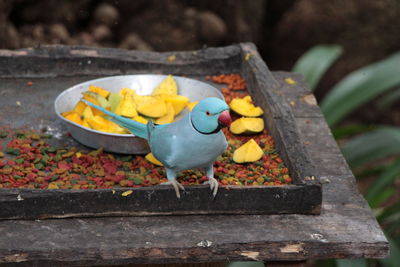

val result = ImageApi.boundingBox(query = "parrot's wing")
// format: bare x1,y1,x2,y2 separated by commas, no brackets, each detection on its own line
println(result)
81,99,148,139
148,123,183,169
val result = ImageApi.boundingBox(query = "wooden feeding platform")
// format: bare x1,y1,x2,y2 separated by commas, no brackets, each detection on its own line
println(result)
0,44,388,265
0,44,320,219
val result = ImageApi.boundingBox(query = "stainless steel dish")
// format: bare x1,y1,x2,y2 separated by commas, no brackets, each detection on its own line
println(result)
54,75,223,154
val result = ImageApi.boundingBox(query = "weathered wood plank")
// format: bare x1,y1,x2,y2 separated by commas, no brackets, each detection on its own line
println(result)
293,117,353,177
0,191,388,265
0,45,242,78
272,72,324,118
0,44,388,265
0,184,321,220
0,43,322,219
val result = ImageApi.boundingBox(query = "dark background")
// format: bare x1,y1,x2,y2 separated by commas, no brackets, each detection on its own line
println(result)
1,0,400,103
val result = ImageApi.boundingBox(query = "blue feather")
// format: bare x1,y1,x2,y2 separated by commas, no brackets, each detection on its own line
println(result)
81,99,148,139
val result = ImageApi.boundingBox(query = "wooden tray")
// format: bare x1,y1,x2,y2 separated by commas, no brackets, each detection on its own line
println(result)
0,43,321,219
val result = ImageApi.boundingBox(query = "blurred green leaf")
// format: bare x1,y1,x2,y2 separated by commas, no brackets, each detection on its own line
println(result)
356,165,387,180
378,202,400,235
378,202,400,222
292,45,343,91
316,259,336,267
368,188,395,208
321,52,400,126
335,259,368,267
332,124,376,139
380,237,400,267
376,87,400,110
341,127,400,168
387,218,400,236
365,158,400,206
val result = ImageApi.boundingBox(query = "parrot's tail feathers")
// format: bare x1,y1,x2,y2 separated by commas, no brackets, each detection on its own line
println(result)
108,117,148,139
81,99,148,139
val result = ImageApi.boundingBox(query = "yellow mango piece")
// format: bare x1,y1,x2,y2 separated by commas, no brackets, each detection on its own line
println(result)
145,153,164,166
86,115,111,131
132,115,148,124
187,101,198,111
119,88,137,97
82,106,94,120
89,85,110,98
115,94,138,117
121,190,133,197
161,95,190,115
72,101,87,115
61,111,74,117
155,102,175,124
82,92,100,106
82,119,91,129
152,75,178,96
105,119,128,134
229,117,264,135
82,92,105,116
229,96,264,117
82,91,110,109
108,93,122,112
135,95,167,118
63,111,83,125
233,139,263,163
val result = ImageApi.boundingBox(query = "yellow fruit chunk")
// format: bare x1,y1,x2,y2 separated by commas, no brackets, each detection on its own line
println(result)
121,190,133,197
89,85,110,98
82,119,91,128
61,111,74,117
119,88,137,97
86,115,110,132
135,95,167,118
229,117,264,135
152,75,178,96
145,153,164,166
82,92,108,116
233,139,263,163
229,96,263,117
63,111,83,125
108,93,122,112
155,102,175,124
82,91,110,109
82,106,94,120
82,92,100,106
72,101,87,115
132,115,148,124
187,101,198,111
162,95,190,115
115,94,138,117
105,119,128,134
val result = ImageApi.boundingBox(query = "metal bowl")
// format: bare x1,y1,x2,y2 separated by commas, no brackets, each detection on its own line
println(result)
54,75,223,154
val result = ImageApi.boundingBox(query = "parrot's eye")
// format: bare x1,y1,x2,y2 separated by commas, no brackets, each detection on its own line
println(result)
206,111,212,116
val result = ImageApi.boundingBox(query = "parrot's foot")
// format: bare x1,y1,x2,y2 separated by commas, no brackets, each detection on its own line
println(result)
203,177,219,197
161,180,185,198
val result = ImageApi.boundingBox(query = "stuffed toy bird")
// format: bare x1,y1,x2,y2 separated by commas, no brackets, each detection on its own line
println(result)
82,97,232,198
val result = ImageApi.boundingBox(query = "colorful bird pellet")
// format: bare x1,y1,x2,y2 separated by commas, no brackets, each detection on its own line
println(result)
0,73,292,190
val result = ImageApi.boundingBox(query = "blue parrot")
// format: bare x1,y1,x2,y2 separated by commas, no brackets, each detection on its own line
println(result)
81,97,232,198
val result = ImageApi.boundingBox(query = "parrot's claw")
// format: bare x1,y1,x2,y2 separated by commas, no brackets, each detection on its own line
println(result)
204,177,219,197
161,180,185,198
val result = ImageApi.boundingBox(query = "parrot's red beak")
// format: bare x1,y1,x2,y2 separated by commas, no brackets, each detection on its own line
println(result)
218,110,232,127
